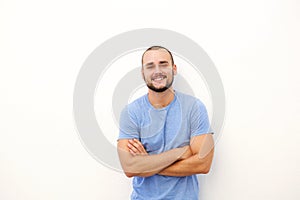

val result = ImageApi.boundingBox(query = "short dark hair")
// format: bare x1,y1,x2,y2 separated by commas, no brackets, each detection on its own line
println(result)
141,46,174,66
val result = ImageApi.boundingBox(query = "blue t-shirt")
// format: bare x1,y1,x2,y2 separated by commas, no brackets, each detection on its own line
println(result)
118,91,212,200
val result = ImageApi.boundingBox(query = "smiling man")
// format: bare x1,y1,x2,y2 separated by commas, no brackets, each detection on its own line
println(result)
117,46,214,200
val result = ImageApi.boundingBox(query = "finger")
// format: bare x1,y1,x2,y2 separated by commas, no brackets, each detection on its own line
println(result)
131,140,144,153
127,143,138,153
129,139,144,153
133,139,147,154
129,149,136,156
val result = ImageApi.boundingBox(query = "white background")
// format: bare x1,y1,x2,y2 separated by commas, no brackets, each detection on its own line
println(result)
1,0,299,199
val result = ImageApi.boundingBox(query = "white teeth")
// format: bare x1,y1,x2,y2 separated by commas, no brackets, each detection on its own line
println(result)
153,77,164,81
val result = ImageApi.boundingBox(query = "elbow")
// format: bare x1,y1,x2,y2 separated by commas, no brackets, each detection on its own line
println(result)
202,157,214,174
122,163,142,178
122,163,137,177
124,170,153,178
123,169,154,178
122,165,137,178
196,156,213,174
194,163,211,174
201,165,211,174
199,146,214,174
119,157,138,178
201,155,213,174
125,172,134,178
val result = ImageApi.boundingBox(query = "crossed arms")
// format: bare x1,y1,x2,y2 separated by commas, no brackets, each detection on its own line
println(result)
117,133,214,178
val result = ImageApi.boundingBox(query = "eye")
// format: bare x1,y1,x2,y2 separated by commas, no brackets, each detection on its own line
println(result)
145,65,154,69
159,63,169,68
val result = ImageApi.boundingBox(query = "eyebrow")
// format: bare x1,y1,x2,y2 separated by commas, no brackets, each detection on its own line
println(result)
144,62,154,66
144,61,169,66
159,61,169,64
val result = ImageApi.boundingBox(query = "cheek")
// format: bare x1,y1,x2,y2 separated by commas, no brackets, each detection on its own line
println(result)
143,71,151,78
142,73,151,82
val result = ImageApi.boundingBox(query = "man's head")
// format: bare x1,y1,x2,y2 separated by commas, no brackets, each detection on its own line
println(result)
141,46,177,93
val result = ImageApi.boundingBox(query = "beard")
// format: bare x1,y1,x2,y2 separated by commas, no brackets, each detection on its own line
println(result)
145,72,174,93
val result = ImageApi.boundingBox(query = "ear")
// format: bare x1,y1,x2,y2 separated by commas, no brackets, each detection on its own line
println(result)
173,64,177,75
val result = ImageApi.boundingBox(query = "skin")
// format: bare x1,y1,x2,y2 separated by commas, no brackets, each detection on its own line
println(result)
117,139,193,177
127,134,214,176
117,48,214,177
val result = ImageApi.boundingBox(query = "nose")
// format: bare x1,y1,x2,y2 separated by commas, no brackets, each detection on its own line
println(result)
153,65,162,73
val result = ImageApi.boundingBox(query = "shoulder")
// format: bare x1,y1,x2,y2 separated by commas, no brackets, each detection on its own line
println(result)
121,94,148,117
175,91,207,115
127,94,147,110
175,91,203,106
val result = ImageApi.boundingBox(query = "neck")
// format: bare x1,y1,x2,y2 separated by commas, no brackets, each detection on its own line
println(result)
148,88,175,109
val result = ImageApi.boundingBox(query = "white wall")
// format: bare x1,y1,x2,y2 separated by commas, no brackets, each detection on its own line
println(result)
1,0,299,199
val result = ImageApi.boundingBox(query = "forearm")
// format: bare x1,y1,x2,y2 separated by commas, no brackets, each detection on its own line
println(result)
118,147,185,177
158,149,214,177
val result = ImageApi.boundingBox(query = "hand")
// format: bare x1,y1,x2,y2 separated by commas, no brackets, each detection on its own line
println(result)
178,145,193,160
127,139,148,156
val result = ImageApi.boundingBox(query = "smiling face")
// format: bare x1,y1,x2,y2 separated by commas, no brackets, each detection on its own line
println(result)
142,48,177,93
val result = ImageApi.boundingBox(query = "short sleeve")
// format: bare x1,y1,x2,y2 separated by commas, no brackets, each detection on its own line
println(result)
190,100,213,137
118,105,140,140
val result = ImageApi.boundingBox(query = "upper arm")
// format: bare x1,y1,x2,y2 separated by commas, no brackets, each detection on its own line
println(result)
190,134,214,157
189,134,214,173
190,100,212,137
189,99,214,157
118,106,140,140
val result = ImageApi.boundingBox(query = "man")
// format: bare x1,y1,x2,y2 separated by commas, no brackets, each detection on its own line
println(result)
117,46,214,200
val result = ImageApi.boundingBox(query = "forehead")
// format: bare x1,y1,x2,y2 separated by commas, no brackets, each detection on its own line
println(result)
143,49,172,64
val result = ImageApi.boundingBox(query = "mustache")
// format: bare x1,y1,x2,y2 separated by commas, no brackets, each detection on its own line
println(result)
151,74,167,80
